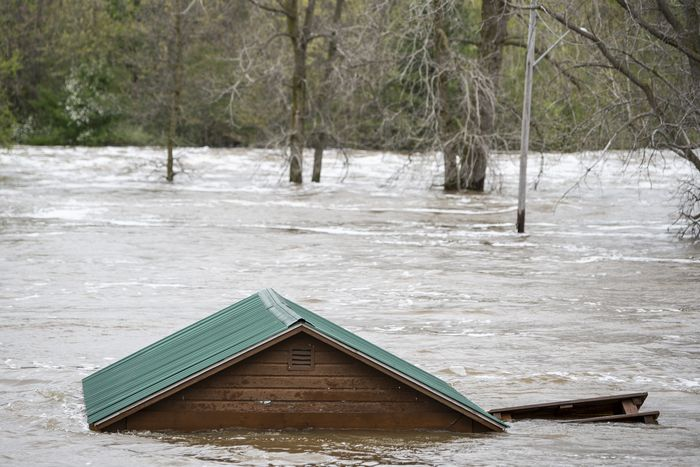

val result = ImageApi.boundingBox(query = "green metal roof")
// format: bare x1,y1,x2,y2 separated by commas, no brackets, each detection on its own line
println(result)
83,289,506,429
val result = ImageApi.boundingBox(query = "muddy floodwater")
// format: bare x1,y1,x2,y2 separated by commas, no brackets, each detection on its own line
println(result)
1,146,699,466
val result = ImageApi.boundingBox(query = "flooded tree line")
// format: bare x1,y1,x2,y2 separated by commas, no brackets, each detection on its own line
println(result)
0,1,698,236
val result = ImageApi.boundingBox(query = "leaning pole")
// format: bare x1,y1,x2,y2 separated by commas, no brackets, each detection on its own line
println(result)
517,0,537,234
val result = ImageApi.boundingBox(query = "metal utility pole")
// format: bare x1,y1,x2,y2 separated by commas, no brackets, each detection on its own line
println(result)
517,0,537,234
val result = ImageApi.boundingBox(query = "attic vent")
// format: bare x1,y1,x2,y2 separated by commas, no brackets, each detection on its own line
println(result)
288,345,314,370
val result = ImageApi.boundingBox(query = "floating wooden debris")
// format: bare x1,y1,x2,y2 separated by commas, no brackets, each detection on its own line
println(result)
562,411,660,424
489,392,659,424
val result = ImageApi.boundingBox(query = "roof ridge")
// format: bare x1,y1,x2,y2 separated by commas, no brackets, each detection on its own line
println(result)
257,288,303,327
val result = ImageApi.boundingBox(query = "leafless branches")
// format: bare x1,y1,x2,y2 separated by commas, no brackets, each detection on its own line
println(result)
389,0,497,190
527,0,700,237
674,175,700,239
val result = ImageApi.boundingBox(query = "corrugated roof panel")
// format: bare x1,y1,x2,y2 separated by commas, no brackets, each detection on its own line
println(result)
83,288,506,430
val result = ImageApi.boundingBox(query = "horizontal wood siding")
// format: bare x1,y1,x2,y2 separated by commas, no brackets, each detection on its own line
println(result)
170,388,422,402
119,333,477,432
125,411,478,432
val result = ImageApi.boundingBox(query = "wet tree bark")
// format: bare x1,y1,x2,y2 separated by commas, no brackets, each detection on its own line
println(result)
310,126,326,183
461,0,508,191
311,0,343,183
286,0,316,184
680,0,700,86
166,0,184,183
432,0,459,191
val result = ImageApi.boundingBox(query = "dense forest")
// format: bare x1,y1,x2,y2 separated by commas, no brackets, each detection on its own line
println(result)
0,1,698,236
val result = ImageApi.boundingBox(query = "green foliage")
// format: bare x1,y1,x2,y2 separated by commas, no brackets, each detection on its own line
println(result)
0,51,20,147
0,94,14,147
108,121,157,146
63,62,120,144
19,61,122,146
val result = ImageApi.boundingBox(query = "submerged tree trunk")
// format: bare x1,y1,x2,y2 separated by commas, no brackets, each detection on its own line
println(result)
166,0,184,182
311,0,343,183
432,0,459,191
461,0,508,191
286,0,316,184
287,1,304,184
311,133,325,183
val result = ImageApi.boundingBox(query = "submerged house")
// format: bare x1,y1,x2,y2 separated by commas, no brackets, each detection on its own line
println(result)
83,289,506,433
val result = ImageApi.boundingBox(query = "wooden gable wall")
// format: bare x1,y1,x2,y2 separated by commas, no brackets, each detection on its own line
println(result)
105,332,485,433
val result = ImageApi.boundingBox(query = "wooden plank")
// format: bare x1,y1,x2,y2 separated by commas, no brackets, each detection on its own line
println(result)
489,392,648,414
488,393,648,421
124,410,475,432
142,399,451,414
174,387,421,402
204,375,402,390
643,414,657,424
229,362,377,377
562,411,659,424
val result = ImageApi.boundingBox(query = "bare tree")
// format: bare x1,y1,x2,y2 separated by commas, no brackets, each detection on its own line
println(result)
675,177,700,238
286,0,317,183
536,0,700,237
166,0,185,182
311,0,344,183
396,0,495,191
248,0,317,184
432,0,459,190
461,0,510,192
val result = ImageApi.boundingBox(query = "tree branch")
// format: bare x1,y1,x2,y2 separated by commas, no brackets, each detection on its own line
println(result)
261,32,293,50
612,44,687,99
302,0,317,42
501,37,582,89
656,0,683,32
616,0,700,64
247,0,290,17
307,33,333,44
661,143,700,173
540,4,659,112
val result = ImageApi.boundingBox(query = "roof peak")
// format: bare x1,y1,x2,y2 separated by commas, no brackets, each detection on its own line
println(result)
257,288,303,327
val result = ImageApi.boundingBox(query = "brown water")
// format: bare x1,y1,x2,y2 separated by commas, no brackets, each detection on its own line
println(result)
1,146,698,466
